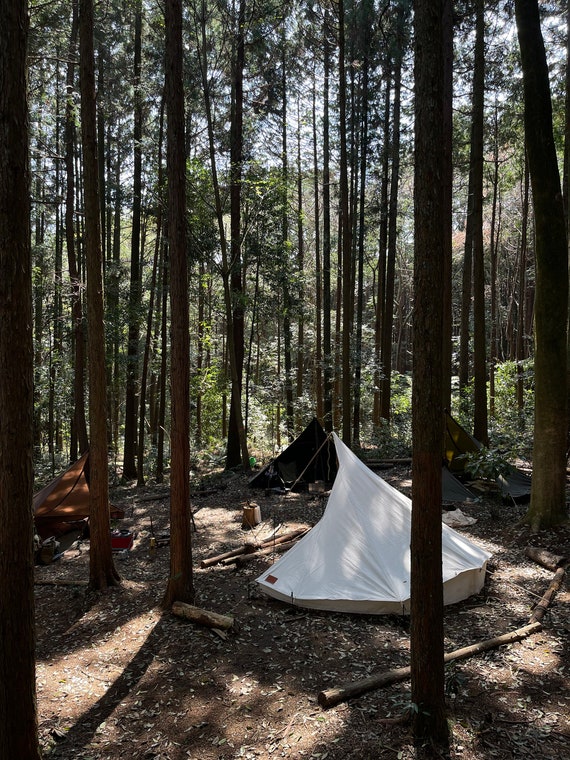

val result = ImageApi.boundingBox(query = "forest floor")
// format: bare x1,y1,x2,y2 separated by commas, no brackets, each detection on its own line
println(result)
34,458,570,760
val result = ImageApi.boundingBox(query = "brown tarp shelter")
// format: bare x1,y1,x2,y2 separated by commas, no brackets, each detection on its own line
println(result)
33,452,124,539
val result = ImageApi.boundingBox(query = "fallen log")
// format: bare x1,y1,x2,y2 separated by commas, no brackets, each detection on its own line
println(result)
529,566,566,623
172,601,234,630
525,546,567,572
317,621,543,709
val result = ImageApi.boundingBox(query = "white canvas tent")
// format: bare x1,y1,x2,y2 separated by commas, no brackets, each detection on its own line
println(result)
256,433,490,615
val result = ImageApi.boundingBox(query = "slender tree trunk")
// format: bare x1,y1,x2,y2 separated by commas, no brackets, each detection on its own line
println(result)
380,43,403,423
198,0,249,470
516,0,568,531
517,162,530,417
138,100,164,484
441,0,453,414
296,97,305,417
226,0,248,467
0,0,41,752
123,0,144,481
338,0,353,446
411,0,449,746
322,10,333,433
373,73,391,434
281,30,294,441
471,0,488,445
489,102,500,420
162,0,194,607
312,75,324,421
79,0,120,589
65,0,88,455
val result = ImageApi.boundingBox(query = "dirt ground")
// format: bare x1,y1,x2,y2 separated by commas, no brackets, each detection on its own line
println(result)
34,462,570,760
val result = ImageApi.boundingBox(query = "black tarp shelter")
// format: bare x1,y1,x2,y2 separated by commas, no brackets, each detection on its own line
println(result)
249,418,337,491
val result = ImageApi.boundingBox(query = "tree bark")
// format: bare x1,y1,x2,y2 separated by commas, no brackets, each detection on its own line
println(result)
516,0,569,531
123,0,144,481
162,0,195,607
322,9,333,433
0,1,41,754
79,0,120,590
411,0,449,746
471,0,488,445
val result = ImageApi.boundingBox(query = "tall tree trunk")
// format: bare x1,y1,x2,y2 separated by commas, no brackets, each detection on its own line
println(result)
123,0,144,481
65,0,88,456
162,0,194,607
489,102,501,420
322,9,333,433
312,75,324,421
516,0,568,531
380,41,403,423
79,0,120,590
281,29,294,441
471,0,488,445
0,0,41,753
411,0,449,746
338,0,353,446
226,0,248,467
138,99,164,484
198,0,249,470
353,41,371,447
373,74,391,435
296,97,305,416
441,0,453,414
517,162,530,418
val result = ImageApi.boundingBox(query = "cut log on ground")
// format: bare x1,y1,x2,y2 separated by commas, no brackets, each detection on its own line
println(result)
317,621,543,709
201,527,309,568
224,529,310,567
234,537,305,567
172,602,234,630
525,546,568,572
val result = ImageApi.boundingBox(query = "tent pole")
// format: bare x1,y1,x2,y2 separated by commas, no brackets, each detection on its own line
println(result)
288,433,336,491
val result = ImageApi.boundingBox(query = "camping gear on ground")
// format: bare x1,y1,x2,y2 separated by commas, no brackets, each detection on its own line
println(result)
256,433,490,615
444,411,532,501
33,452,124,539
249,418,337,491
111,529,134,550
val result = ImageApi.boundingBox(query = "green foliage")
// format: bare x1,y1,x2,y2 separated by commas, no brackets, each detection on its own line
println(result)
491,360,534,460
461,446,512,481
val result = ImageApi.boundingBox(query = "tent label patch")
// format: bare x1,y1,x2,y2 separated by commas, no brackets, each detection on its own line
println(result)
265,574,278,584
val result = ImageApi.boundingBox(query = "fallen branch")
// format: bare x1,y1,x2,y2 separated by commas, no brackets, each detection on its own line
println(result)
234,536,306,566
317,621,542,709
172,601,234,630
202,527,308,568
529,566,566,623
318,558,567,710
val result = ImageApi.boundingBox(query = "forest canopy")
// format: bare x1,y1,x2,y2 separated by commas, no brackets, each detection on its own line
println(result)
26,0,567,477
